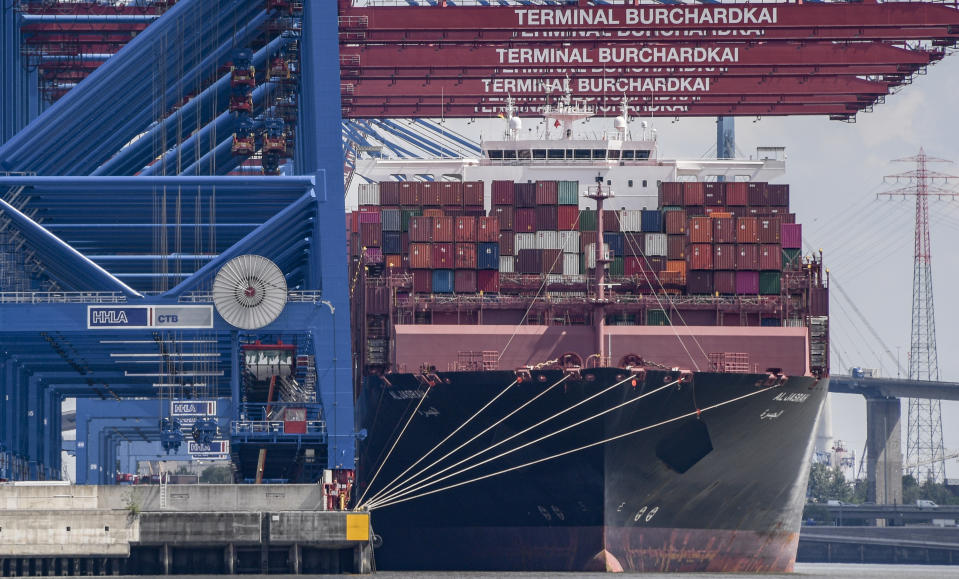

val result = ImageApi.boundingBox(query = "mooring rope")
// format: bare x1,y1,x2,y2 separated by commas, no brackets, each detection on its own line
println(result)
370,383,780,510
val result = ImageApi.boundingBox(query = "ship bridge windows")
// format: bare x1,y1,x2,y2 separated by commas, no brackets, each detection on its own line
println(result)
547,149,565,160
518,149,532,160
608,150,621,160
532,149,547,159
487,150,503,160
573,149,591,160
592,149,607,159
621,150,651,160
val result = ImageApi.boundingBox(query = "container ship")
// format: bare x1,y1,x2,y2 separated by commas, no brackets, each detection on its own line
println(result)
347,97,829,572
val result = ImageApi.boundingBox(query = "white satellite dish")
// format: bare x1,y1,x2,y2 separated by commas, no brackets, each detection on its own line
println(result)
212,255,287,330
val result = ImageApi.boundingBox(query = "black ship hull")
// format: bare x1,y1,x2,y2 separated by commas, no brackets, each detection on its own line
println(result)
357,368,827,572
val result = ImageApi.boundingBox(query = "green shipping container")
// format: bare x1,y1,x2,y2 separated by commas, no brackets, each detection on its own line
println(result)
647,309,670,326
610,257,624,276
782,248,802,269
558,180,580,205
759,271,781,295
579,209,597,231
401,208,421,232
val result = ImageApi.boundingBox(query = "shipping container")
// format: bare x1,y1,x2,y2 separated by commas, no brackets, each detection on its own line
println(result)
437,182,456,206
433,216,454,243
515,208,537,232
584,243,611,268
747,182,768,206
382,231,403,254
536,205,559,231
659,182,683,206
618,210,643,232
455,243,477,269
781,213,796,225
683,182,705,206
409,216,432,242
536,180,559,205
454,269,477,293
381,208,402,232
687,270,713,294
558,181,579,205
759,271,781,295
664,209,687,234
478,242,499,270
713,244,736,270
432,243,454,269
498,255,515,273
602,210,621,232
384,254,407,272
782,247,802,269
358,183,380,206
559,231,581,253
492,180,514,205
625,256,655,276
579,231,597,253
433,269,454,293
712,217,736,244
688,244,713,270
536,230,561,250
558,205,579,231
357,209,381,224
412,269,432,293
714,271,737,295
610,257,625,276
759,244,782,271
736,244,759,270
423,208,444,218
736,217,759,244
781,223,801,249
579,209,597,231
689,216,712,243
477,216,500,242
641,209,663,233
621,232,644,256
604,232,624,257
399,181,420,206
464,181,484,206
455,216,477,242
516,249,540,274
499,231,515,255
767,183,789,207
645,233,667,257
380,181,401,205
515,182,537,207
411,244,433,270
400,208,420,232
736,271,759,294
419,182,439,206
514,232,537,251
704,182,724,206
726,182,748,206
360,222,382,247
758,217,782,244
563,253,580,276
490,205,515,230
666,260,687,275
477,269,500,293
667,234,686,260
364,247,383,264
647,309,670,326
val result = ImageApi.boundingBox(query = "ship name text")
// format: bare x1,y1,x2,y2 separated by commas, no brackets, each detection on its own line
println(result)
773,392,810,403
516,7,778,28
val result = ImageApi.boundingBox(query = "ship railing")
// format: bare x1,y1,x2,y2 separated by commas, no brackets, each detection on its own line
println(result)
0,291,127,304
394,293,779,308
177,290,324,303
230,420,326,436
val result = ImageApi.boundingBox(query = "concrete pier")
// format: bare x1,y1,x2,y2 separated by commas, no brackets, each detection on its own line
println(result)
0,484,371,575
865,396,903,507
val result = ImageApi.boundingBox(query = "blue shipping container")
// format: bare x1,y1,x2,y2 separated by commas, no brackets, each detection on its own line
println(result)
478,242,500,270
603,232,624,257
382,231,403,254
432,269,454,293
641,209,663,232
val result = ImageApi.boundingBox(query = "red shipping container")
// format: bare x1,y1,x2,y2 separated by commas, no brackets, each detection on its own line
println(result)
535,180,559,205
491,181,514,205
580,231,597,253
399,181,420,206
713,244,736,270
664,210,687,234
767,184,789,207
602,210,621,232
736,244,759,270
704,182,725,205
409,216,432,242
759,244,782,270
622,232,644,257
464,181,484,206
515,208,537,232
726,182,748,206
418,182,437,206
477,216,500,242
380,181,401,206
455,243,477,269
432,243,454,269
625,256,658,276
451,182,465,206
704,206,726,217
536,205,559,231
714,271,737,295
736,217,759,243
385,254,408,272
498,231,515,255
758,217,781,243
747,182,768,206
781,213,796,224
515,183,537,207
688,244,713,270
412,269,432,293
433,216,454,242
712,217,736,243
464,205,485,216
422,209,444,218
689,217,712,243
491,205,514,230
781,223,802,249
667,234,686,260
558,205,579,231
455,216,477,242
660,182,683,206
359,222,382,247
409,244,432,269
683,182,705,206
542,249,563,274
454,269,477,293
736,271,759,294
477,269,500,293
349,233,360,258
516,249,541,274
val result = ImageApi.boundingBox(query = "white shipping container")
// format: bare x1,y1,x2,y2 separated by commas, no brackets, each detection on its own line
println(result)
644,233,667,257
558,231,581,253
358,183,380,206
619,210,644,232
499,255,515,273
584,243,611,268
536,230,561,250
514,232,537,251
563,253,580,276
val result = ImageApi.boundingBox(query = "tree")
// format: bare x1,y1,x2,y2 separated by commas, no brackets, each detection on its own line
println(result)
200,465,234,484
807,463,852,503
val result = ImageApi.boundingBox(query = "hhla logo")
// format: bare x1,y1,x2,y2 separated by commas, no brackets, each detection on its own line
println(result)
91,309,128,324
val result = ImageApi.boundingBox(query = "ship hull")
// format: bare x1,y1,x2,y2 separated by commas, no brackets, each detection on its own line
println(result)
357,368,827,572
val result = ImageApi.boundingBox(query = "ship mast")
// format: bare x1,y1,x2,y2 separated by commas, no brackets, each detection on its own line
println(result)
587,174,612,367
